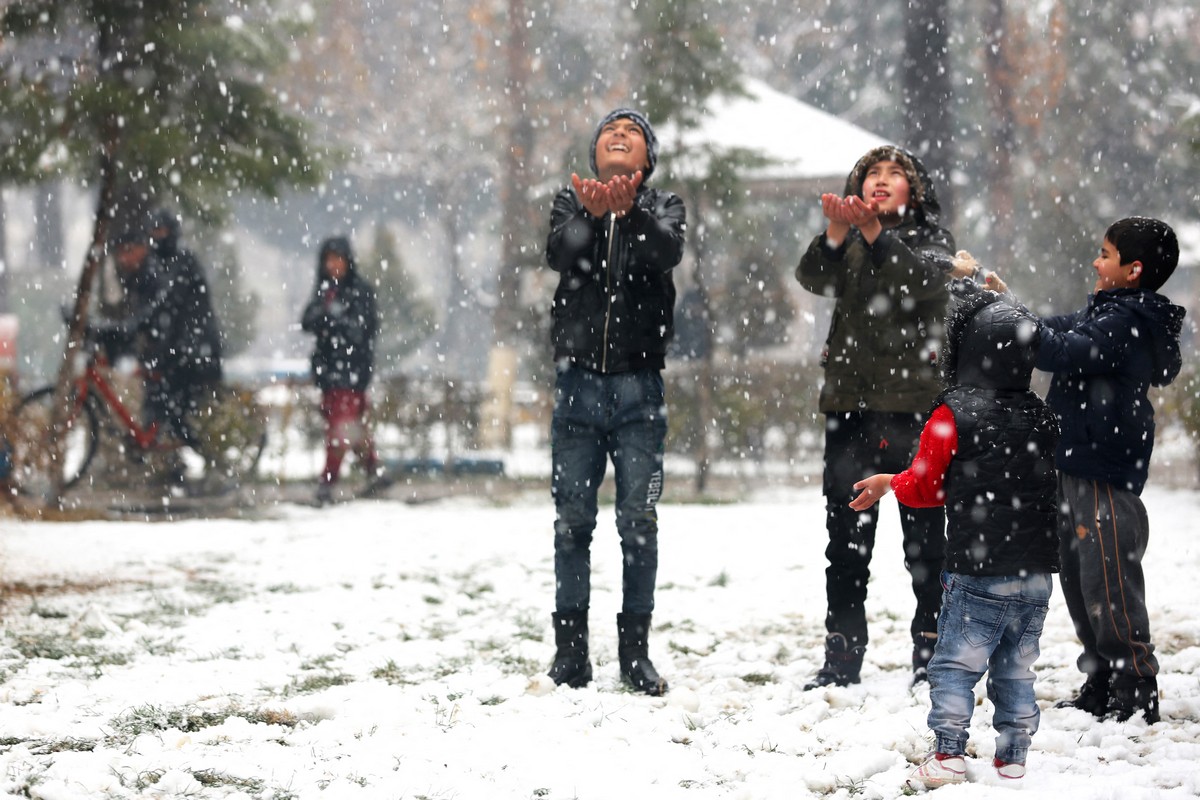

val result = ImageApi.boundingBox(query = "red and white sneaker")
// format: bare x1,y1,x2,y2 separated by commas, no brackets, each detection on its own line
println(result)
907,752,967,788
994,757,1026,780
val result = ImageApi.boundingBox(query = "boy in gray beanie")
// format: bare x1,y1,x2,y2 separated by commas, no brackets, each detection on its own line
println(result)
543,108,686,696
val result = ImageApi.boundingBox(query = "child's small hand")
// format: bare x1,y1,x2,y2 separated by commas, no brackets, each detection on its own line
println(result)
983,271,1008,293
950,250,981,279
849,473,894,511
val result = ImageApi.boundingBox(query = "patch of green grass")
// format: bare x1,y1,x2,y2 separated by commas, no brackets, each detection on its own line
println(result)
741,672,774,686
668,640,714,657
108,703,299,741
10,631,78,660
115,767,166,791
28,602,69,620
8,630,129,674
512,611,544,642
192,769,265,792
431,656,471,680
189,578,249,605
286,672,353,696
372,659,416,686
836,776,867,796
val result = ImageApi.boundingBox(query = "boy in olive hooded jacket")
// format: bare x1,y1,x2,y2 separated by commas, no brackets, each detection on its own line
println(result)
797,146,964,688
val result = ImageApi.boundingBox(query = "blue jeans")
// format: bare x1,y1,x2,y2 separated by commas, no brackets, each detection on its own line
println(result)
927,572,1053,765
552,365,667,615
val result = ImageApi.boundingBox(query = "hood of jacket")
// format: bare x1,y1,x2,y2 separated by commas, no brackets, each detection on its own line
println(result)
844,145,944,230
942,281,1041,391
150,209,182,259
1100,288,1186,387
316,236,359,284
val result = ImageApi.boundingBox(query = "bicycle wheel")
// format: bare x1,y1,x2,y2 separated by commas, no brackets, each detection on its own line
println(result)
185,385,268,484
8,385,100,499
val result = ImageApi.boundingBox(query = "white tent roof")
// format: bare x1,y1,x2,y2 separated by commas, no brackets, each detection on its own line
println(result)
660,78,890,185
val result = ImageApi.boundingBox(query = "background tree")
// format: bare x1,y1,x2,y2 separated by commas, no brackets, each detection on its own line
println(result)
0,0,320,493
631,0,753,490
903,0,956,218
358,228,436,373
204,236,260,360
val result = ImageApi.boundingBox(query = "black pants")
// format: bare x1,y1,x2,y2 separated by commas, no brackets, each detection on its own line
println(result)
821,411,946,649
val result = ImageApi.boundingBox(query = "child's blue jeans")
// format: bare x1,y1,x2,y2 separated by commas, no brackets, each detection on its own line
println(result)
927,571,1053,765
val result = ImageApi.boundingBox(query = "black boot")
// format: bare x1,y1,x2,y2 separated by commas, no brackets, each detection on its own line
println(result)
548,611,592,688
1109,675,1159,723
1054,672,1111,717
804,633,866,690
617,612,668,696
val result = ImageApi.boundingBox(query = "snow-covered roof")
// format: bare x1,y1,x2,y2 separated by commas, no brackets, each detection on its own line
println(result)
660,77,890,184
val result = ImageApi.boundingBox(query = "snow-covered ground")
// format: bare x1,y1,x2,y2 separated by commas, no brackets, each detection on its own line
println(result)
1,484,1198,799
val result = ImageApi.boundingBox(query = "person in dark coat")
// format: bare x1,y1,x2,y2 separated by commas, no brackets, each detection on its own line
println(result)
300,236,387,505
850,282,1059,787
796,146,972,689
109,222,222,484
543,108,686,696
146,209,223,391
1031,217,1185,724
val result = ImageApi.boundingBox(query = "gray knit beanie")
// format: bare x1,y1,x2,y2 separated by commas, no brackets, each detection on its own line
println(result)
589,108,658,181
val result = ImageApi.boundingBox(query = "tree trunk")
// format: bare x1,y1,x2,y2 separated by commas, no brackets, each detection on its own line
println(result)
903,0,956,222
485,0,534,449
982,0,1018,253
47,14,123,502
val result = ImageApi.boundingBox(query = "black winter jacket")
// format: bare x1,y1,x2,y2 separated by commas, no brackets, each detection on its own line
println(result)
796,149,956,414
114,251,222,382
301,238,379,392
546,184,686,373
942,387,1060,576
936,293,1059,575
1037,288,1185,495
151,236,223,381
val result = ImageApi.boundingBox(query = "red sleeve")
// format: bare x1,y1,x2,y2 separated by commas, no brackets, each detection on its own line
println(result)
891,404,957,508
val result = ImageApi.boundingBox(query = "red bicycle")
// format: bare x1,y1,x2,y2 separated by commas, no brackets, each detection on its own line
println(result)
7,331,267,506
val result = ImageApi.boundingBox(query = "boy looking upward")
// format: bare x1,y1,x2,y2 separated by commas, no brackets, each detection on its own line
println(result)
543,108,686,696
796,146,971,688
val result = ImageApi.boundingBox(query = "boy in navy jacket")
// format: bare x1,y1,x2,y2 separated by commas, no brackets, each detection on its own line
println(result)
1035,217,1185,724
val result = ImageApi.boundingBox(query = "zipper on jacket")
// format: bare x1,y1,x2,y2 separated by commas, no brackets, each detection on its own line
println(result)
600,213,617,373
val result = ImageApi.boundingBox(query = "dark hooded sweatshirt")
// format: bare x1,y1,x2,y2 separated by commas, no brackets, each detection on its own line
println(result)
796,148,955,414
300,237,379,392
1037,288,1185,495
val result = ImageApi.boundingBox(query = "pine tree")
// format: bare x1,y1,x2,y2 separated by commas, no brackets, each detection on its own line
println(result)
358,229,436,373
